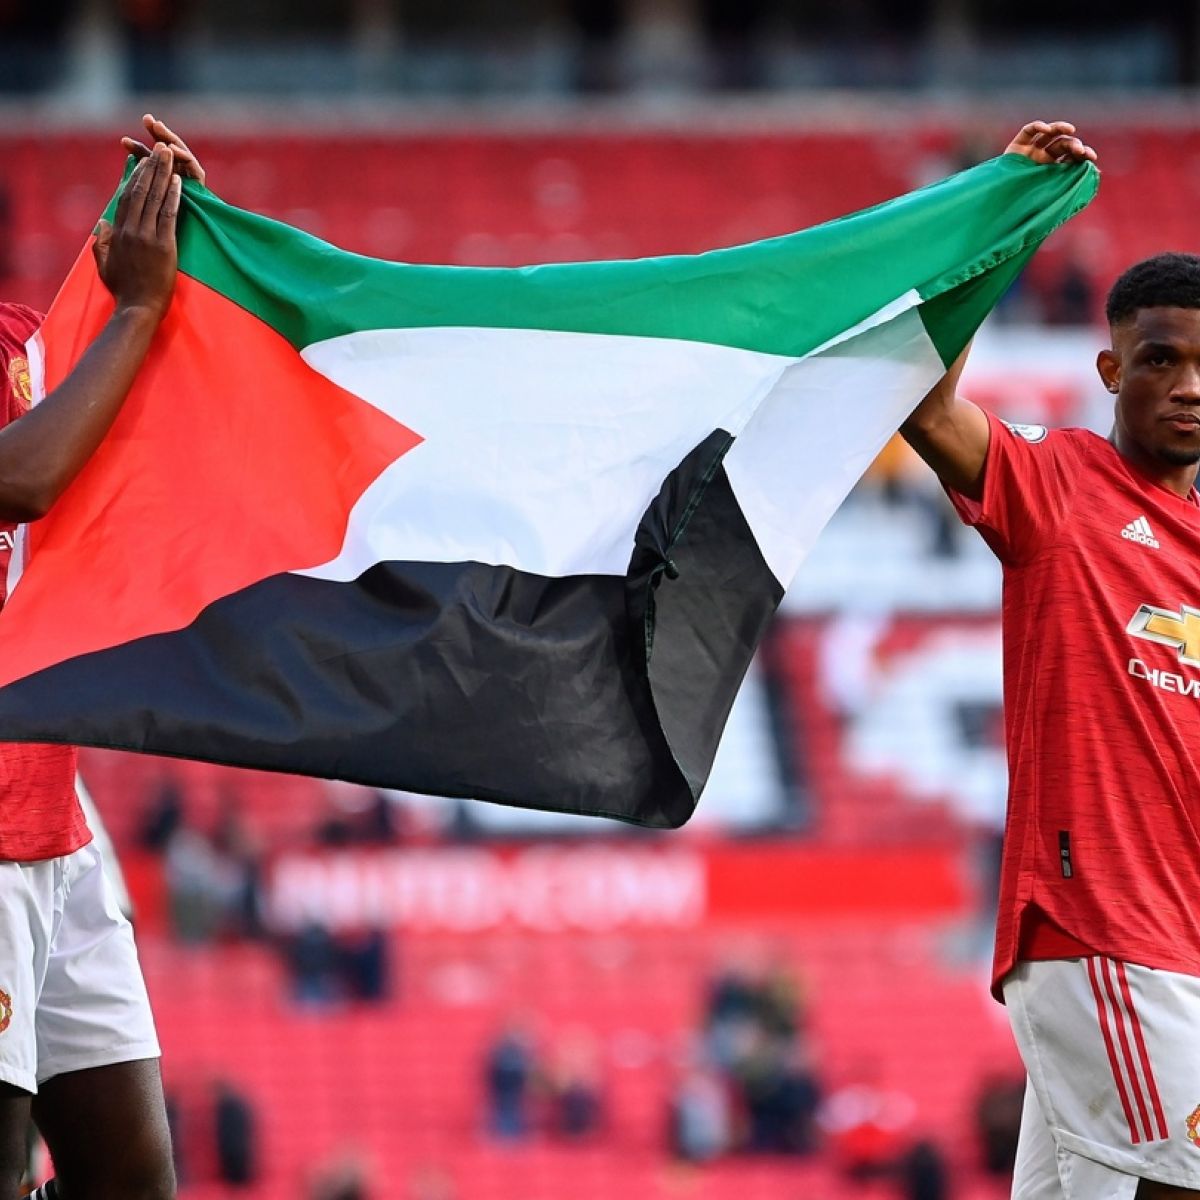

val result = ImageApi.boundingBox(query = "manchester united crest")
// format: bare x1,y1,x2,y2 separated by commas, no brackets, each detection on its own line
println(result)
7,355,31,411
1187,1104,1200,1147
0,989,12,1035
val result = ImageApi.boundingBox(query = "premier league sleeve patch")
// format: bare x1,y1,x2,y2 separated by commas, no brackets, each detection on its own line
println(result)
1000,419,1049,444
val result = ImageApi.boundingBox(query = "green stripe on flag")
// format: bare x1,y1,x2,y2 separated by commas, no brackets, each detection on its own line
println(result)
107,151,1096,360
917,241,1039,367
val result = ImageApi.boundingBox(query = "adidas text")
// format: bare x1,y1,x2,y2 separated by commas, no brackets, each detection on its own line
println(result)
1122,517,1160,549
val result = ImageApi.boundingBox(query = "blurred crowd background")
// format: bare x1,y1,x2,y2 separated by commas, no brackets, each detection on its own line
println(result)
4,1,1197,1197
0,1,1199,97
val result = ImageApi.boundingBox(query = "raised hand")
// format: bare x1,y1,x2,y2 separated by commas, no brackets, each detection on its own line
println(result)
1005,121,1097,166
121,113,206,186
93,144,181,321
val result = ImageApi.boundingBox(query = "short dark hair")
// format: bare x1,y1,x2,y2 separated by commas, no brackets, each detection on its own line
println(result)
1106,252,1200,326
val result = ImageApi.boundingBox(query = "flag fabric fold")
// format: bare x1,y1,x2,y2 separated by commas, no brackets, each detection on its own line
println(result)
0,153,1097,826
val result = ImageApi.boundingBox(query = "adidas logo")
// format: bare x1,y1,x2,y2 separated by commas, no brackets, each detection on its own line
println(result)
1121,516,1160,549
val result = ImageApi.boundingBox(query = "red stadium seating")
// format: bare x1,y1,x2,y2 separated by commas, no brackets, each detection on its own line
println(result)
2,121,1190,320
136,920,1018,1199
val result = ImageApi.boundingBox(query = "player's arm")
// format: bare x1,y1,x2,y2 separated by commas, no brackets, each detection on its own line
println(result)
0,146,179,522
900,347,990,499
900,121,1097,501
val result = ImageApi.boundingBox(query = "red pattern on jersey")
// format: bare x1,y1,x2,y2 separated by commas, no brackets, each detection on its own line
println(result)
0,302,87,862
950,411,1200,995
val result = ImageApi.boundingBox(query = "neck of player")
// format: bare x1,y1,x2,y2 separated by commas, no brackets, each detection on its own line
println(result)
1113,427,1200,499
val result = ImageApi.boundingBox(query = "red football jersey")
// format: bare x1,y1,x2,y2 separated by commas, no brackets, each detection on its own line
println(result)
0,302,87,862
949,410,1200,996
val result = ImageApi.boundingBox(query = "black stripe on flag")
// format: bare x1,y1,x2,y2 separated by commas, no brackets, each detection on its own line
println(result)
0,431,782,827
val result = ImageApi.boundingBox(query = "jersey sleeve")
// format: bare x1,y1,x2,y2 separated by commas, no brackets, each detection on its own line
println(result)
0,302,43,348
944,409,1086,566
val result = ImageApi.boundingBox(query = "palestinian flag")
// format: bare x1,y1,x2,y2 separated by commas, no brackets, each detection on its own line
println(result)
0,153,1096,827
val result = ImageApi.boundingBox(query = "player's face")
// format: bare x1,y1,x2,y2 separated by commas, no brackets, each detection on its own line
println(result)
1104,307,1200,468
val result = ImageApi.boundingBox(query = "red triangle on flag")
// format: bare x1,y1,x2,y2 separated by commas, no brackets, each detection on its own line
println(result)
0,257,422,689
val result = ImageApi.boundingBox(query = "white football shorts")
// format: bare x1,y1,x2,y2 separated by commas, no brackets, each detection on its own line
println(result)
1006,956,1200,1198
0,840,160,1093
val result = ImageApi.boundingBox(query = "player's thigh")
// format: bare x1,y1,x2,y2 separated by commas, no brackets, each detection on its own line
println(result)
32,1058,174,1200
28,843,169,1196
0,1083,31,1200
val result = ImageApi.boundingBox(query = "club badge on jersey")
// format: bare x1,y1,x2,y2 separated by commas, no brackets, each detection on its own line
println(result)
7,354,31,412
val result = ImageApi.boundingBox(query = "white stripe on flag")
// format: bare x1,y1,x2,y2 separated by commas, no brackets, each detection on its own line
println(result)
724,302,943,588
298,299,945,589
299,325,788,582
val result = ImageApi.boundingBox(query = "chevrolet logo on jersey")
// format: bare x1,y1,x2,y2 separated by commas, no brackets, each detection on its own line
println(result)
1128,604,1200,667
